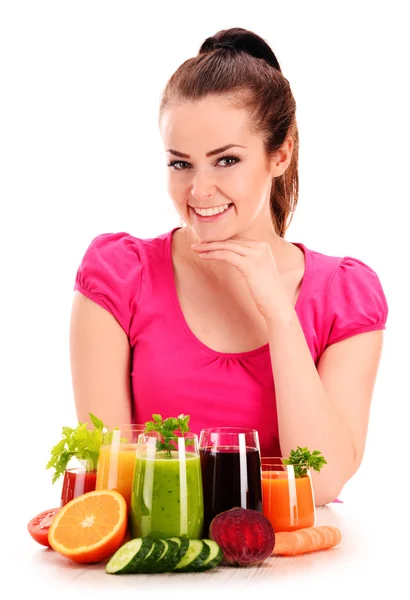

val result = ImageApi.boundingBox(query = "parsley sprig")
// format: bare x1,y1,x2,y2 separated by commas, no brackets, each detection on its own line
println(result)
46,413,107,483
283,446,327,478
144,414,192,457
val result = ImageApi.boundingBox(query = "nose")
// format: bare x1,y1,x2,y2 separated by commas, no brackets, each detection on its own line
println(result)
191,169,216,202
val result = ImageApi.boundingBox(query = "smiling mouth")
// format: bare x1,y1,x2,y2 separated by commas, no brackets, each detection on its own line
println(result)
190,203,233,216
189,203,234,222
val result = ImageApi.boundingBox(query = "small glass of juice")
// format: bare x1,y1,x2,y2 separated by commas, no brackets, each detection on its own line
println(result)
130,431,204,539
261,457,315,532
95,424,146,510
60,458,97,506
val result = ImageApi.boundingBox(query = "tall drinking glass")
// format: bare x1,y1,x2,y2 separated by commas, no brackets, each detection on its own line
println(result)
261,457,315,532
130,431,204,539
199,427,262,535
95,424,146,510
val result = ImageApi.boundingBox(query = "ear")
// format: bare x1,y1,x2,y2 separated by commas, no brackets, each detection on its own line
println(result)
270,135,294,177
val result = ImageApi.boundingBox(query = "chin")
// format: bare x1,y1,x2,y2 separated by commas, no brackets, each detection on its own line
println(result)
195,229,236,243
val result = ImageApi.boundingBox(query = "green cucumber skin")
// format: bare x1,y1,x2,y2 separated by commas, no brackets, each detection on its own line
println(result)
106,538,154,574
196,540,223,571
150,539,170,573
174,540,211,572
135,539,166,573
168,536,190,565
183,541,211,572
155,538,180,572
106,536,223,575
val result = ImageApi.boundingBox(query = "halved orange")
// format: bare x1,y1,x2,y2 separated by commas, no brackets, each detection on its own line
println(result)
48,489,127,564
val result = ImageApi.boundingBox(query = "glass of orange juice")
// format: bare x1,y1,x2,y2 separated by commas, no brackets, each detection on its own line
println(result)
261,457,315,532
95,424,145,510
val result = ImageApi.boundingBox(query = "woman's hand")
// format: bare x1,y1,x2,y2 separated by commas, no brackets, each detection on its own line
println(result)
191,236,292,323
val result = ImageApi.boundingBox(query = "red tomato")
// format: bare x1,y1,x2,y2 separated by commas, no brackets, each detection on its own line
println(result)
27,508,61,547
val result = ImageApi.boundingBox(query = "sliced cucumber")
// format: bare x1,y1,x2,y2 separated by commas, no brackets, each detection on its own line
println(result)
167,536,190,564
135,539,166,573
153,538,180,572
106,538,154,574
106,536,222,575
173,539,211,572
197,540,223,571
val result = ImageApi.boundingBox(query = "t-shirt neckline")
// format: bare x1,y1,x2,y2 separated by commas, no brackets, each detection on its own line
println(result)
166,226,310,359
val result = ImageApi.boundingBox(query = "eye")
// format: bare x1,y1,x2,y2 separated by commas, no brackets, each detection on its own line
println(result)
218,154,240,167
167,160,191,171
167,154,241,171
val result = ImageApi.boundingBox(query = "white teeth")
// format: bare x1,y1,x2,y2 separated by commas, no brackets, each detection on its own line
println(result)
193,203,231,217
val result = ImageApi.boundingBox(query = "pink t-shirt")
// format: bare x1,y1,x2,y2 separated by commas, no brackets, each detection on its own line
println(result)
73,226,388,458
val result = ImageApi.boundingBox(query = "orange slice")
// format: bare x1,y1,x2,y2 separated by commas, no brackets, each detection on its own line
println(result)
48,489,127,564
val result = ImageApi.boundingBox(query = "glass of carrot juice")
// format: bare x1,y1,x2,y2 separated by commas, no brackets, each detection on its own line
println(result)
261,457,315,532
95,424,146,510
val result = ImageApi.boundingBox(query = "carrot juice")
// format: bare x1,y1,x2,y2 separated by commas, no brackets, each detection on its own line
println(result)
96,443,137,509
261,460,315,532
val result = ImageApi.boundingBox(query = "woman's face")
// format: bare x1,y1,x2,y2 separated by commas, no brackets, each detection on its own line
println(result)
160,96,288,243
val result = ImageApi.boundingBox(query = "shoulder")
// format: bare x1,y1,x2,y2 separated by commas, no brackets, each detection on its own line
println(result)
78,228,172,270
79,230,158,257
300,243,388,348
303,243,386,293
80,230,141,260
73,229,173,335
325,253,388,314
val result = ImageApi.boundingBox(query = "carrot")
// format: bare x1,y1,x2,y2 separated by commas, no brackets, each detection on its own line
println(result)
272,525,342,556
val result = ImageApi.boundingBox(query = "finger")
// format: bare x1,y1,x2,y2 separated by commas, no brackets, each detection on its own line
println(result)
198,250,243,265
228,235,257,244
192,241,252,256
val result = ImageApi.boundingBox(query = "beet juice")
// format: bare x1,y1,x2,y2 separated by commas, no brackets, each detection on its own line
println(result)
200,446,263,535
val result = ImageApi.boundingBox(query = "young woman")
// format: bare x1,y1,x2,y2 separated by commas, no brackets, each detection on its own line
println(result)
69,28,388,505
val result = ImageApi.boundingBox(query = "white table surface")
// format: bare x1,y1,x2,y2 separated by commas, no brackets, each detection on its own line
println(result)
13,492,407,600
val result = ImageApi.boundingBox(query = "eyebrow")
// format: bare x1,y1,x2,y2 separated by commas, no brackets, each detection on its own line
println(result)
166,144,247,159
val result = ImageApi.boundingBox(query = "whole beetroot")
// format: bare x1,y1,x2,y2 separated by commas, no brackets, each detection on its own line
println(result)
209,507,275,567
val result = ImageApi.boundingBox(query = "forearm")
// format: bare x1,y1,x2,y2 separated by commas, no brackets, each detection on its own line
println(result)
265,299,357,506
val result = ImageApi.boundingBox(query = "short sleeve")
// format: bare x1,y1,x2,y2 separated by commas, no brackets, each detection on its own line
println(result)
325,256,388,348
73,232,143,337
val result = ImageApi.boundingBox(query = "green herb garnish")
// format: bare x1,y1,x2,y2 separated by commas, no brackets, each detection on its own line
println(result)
283,446,327,478
46,413,107,483
144,414,192,457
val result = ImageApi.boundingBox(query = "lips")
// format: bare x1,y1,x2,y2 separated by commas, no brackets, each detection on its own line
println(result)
190,203,234,223
190,203,232,212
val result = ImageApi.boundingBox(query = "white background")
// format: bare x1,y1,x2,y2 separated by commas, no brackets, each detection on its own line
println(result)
1,1,408,595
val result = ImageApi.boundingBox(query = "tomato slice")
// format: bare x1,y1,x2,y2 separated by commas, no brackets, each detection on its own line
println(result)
27,508,61,547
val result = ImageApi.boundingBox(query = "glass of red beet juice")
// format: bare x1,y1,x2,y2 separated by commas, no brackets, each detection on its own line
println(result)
199,427,262,536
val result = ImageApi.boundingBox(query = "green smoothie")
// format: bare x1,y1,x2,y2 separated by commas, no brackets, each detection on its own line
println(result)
130,451,204,539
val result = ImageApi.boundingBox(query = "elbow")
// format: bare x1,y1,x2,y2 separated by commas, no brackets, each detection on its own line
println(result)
312,447,358,506
312,478,346,507
314,493,340,507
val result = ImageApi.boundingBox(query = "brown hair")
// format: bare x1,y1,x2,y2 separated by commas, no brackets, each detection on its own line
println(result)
159,27,299,238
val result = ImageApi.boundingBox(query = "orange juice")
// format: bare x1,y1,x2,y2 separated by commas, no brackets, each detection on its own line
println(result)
96,443,137,509
262,470,315,532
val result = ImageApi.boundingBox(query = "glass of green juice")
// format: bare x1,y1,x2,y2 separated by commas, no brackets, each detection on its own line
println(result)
130,431,204,539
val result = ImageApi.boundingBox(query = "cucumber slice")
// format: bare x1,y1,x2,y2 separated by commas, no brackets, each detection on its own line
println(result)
197,539,223,571
106,538,154,574
173,539,211,572
167,536,190,564
134,539,165,573
153,538,180,572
